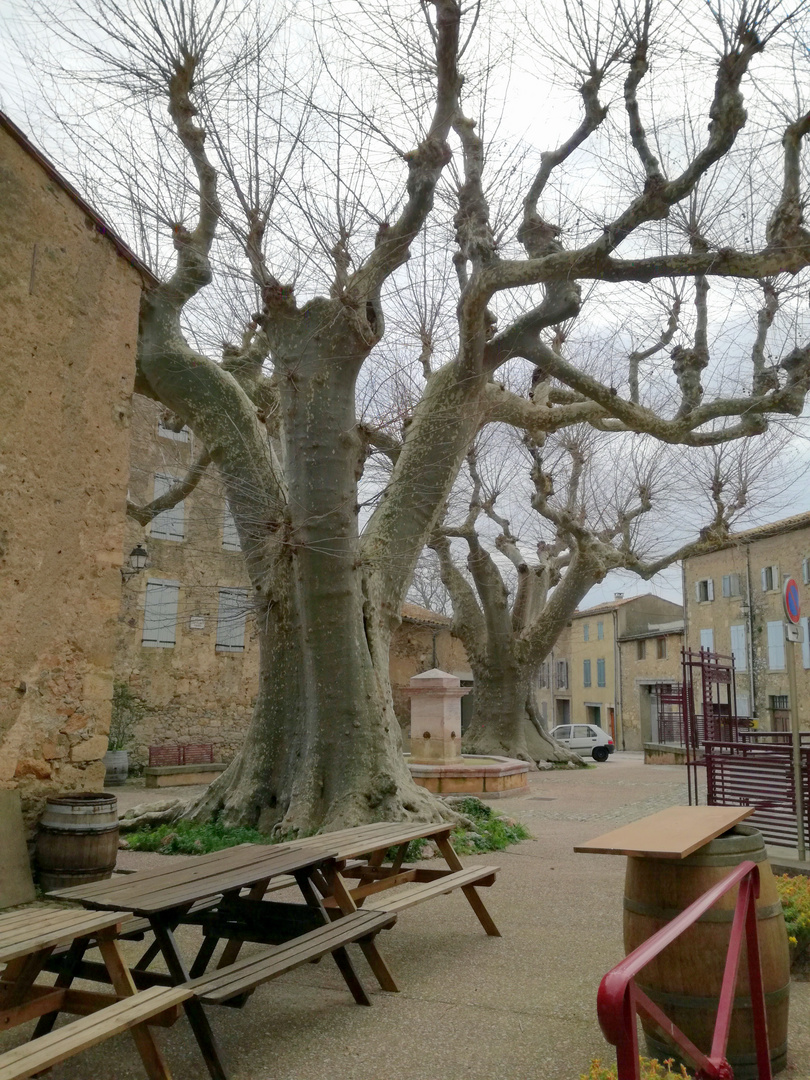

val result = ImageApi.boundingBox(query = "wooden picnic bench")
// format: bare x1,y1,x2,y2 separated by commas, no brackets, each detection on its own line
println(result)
280,822,501,936
0,905,189,1080
49,844,398,1080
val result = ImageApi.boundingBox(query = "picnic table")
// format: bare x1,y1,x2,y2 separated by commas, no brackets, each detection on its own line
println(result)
49,843,397,1080
0,905,190,1080
287,821,501,935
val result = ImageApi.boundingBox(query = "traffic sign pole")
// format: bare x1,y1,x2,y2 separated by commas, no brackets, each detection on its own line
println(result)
783,577,806,861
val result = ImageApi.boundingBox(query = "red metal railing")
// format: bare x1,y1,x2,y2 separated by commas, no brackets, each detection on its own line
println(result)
148,743,214,767
597,861,771,1080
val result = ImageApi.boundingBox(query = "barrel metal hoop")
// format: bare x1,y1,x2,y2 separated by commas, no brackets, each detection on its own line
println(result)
637,980,791,1011
624,897,785,922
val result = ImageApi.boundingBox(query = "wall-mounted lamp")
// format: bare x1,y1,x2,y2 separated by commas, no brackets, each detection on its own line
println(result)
121,543,150,581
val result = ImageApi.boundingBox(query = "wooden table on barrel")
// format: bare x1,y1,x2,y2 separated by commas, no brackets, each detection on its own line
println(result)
49,843,398,1080
575,804,793,1077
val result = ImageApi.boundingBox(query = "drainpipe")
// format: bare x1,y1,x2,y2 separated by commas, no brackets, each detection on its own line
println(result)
745,546,757,718
613,609,624,749
431,631,438,670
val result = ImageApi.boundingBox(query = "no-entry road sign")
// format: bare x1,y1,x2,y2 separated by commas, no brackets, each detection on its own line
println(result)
784,577,801,624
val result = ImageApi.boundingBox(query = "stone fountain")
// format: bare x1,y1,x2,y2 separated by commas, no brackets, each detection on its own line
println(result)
404,669,530,797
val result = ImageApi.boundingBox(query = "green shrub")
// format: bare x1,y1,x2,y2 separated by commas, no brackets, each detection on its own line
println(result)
581,1058,689,1080
775,872,810,953
126,819,267,855
128,795,530,859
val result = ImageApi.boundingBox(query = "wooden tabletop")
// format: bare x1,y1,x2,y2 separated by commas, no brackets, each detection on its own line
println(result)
573,805,753,859
290,821,453,861
0,905,129,963
48,844,340,916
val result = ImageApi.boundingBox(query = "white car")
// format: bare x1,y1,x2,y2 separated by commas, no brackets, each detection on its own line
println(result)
551,723,615,762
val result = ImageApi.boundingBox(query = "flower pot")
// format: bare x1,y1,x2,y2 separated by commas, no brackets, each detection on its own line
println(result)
103,749,129,786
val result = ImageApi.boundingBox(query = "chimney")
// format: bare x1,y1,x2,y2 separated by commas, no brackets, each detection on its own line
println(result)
614,592,624,599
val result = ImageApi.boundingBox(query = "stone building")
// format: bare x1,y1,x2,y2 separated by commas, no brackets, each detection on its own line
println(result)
536,594,684,751
0,112,152,823
118,395,471,762
682,512,810,730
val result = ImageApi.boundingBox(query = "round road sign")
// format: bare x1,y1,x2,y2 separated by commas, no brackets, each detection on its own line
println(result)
784,577,801,624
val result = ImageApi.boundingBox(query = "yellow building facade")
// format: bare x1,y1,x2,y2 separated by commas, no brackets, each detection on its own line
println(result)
682,512,810,731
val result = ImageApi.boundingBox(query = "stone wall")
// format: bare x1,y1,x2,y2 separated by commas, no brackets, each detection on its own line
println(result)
0,118,144,826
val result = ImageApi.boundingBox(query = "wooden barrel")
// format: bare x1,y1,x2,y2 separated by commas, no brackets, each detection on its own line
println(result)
624,825,790,1080
36,793,119,891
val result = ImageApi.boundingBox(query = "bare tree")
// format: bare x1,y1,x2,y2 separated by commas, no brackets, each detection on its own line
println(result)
17,0,810,831
429,422,795,764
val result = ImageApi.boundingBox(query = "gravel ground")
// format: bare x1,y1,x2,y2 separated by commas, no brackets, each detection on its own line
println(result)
5,752,808,1080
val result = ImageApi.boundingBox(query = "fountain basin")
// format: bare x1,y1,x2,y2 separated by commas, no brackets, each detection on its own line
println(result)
405,753,530,798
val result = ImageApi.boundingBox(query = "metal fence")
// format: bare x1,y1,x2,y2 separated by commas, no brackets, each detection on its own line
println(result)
704,737,810,848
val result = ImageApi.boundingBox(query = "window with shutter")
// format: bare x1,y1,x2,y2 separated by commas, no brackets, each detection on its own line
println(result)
142,580,180,648
157,418,190,442
597,621,604,640
583,624,589,642
736,691,750,717
150,474,185,541
222,502,240,551
803,558,810,585
656,636,667,659
700,628,714,651
761,565,779,592
596,658,606,687
696,579,713,602
216,589,250,652
636,639,646,660
730,624,747,671
722,574,741,597
766,621,785,670
583,659,591,687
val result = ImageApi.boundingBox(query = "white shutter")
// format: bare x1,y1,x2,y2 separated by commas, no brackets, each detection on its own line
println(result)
216,589,249,652
222,502,240,551
736,691,750,717
766,621,785,670
700,628,714,651
157,418,190,442
803,558,810,585
695,582,702,601
142,580,179,648
772,565,780,589
761,568,768,592
150,474,185,541
722,575,730,597
707,579,714,601
730,625,747,672
802,617,810,670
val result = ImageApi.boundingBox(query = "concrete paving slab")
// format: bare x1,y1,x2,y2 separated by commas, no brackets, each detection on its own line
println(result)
4,753,807,1079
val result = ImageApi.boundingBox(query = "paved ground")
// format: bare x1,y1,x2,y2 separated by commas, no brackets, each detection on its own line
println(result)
8,753,810,1079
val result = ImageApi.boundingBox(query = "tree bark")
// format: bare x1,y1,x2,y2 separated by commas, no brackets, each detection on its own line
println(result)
462,660,580,766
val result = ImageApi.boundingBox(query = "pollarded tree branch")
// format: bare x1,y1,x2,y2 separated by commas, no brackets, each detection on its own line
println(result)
126,448,212,526
345,0,462,304
628,291,681,404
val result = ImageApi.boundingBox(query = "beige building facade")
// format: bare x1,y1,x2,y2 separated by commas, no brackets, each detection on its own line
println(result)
683,512,810,731
536,594,684,752
0,113,150,823
118,396,472,762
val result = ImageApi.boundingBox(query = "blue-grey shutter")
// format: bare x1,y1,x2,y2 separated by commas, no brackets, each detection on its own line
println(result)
802,617,810,669
730,625,747,672
151,474,185,541
766,621,785,670
597,658,606,686
216,589,249,651
700,628,714,651
222,502,240,551
142,580,179,647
